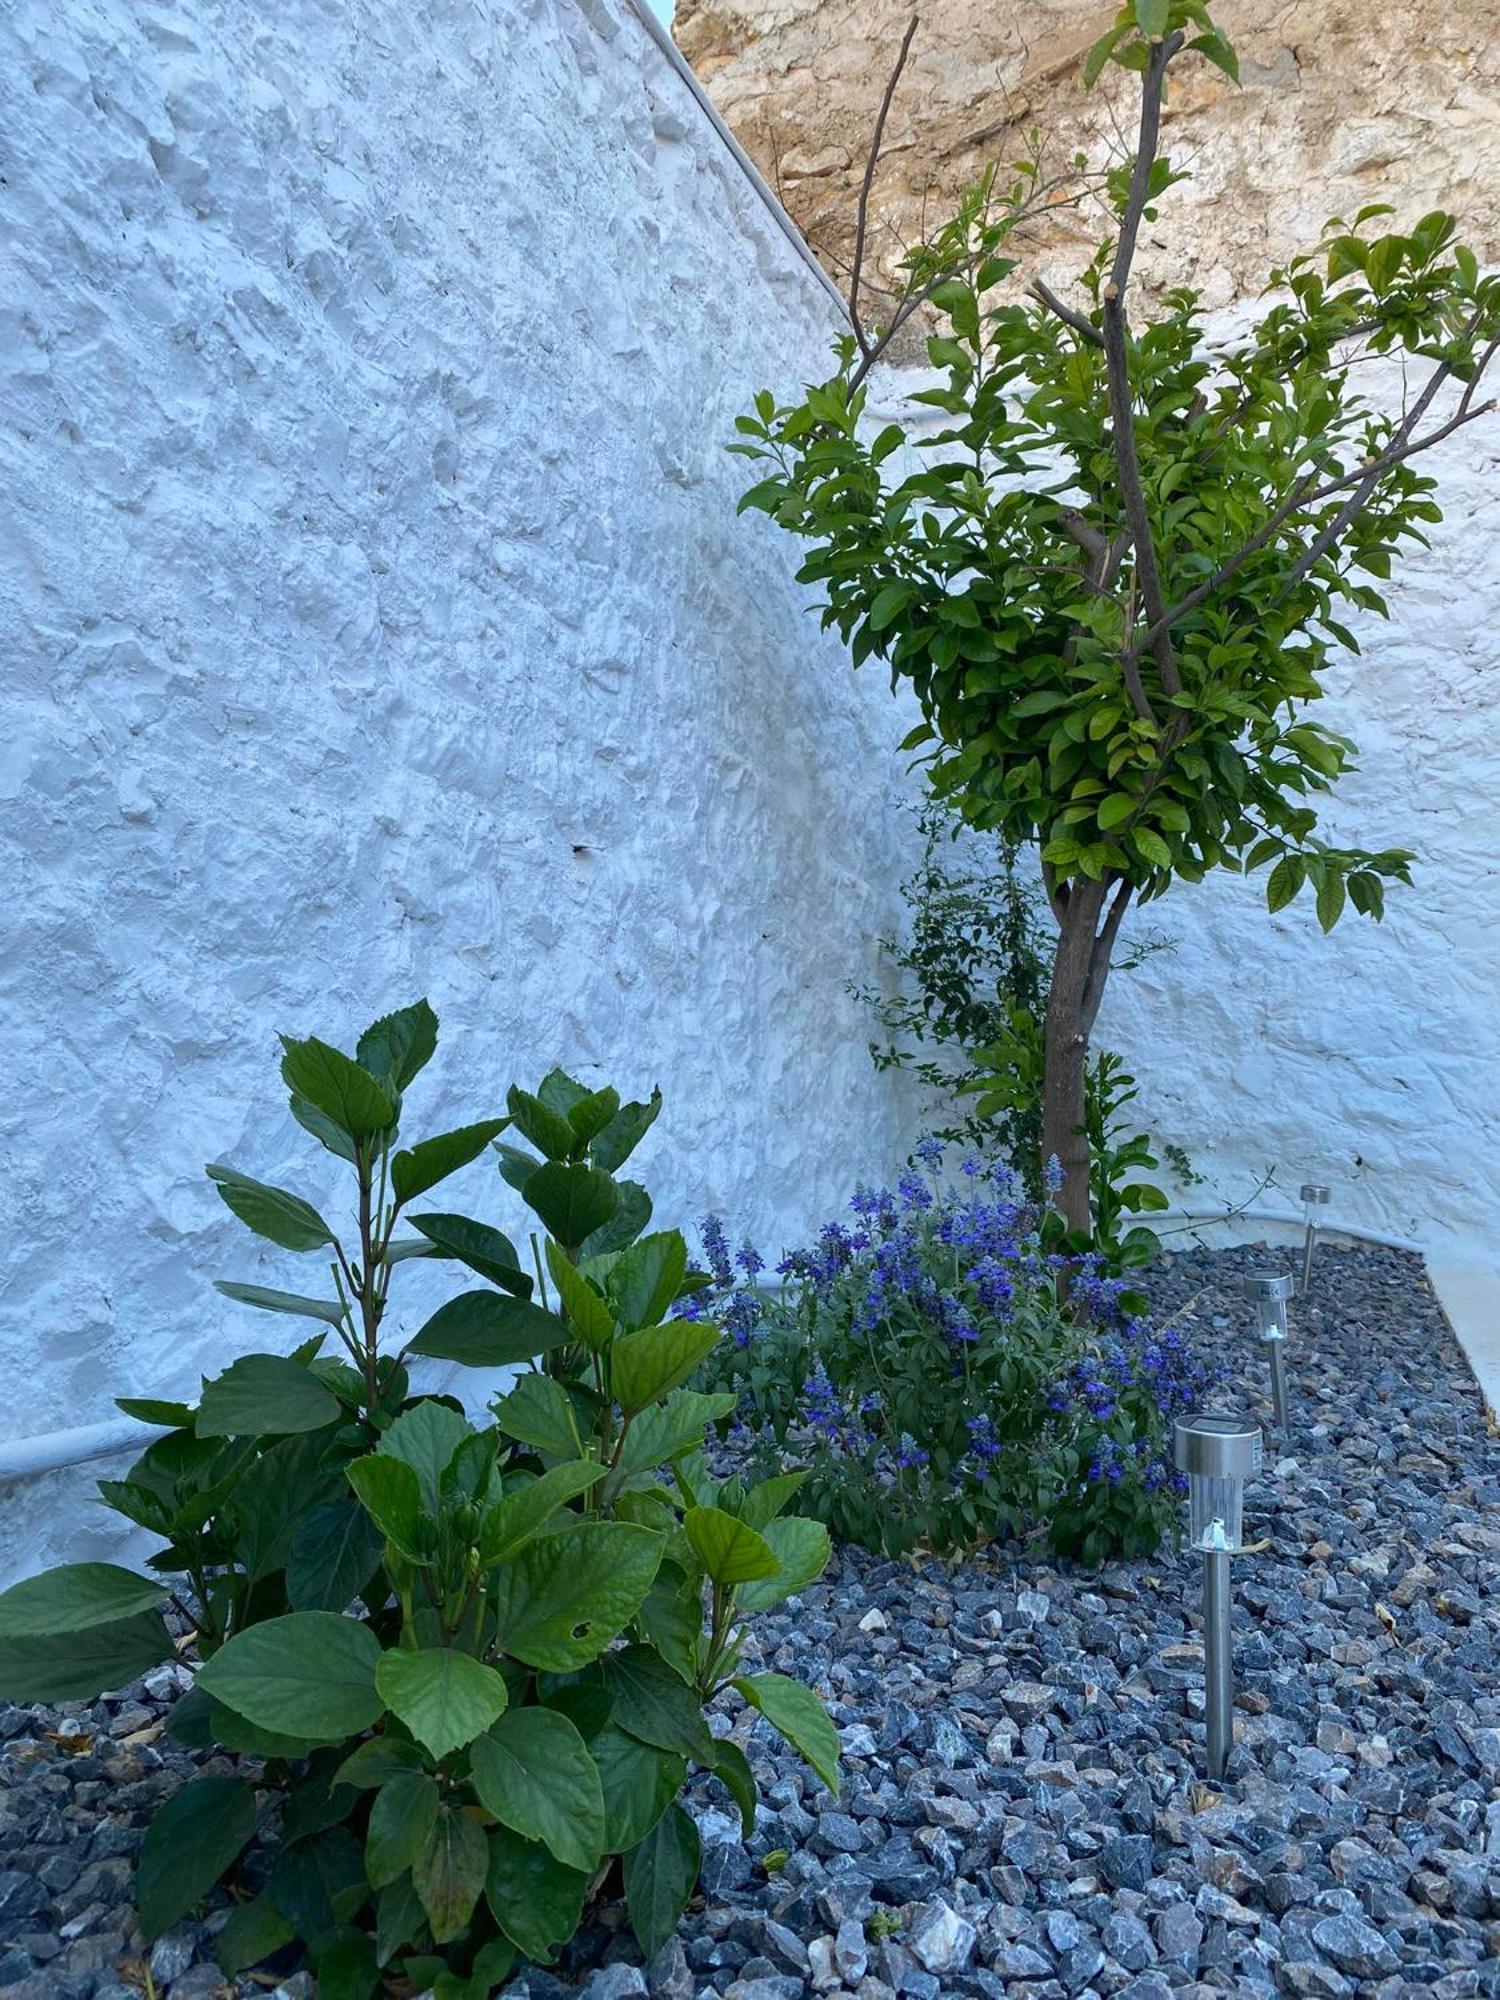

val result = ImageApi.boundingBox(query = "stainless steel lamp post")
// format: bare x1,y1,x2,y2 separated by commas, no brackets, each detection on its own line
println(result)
1299,1183,1331,1294
1175,1413,1263,1780
1243,1271,1295,1431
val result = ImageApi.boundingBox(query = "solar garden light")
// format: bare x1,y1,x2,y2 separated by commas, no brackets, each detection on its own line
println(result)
1299,1182,1331,1294
1174,1413,1263,1780
1243,1271,1294,1432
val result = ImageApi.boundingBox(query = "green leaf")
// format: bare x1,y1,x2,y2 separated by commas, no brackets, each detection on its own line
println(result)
206,1164,333,1252
198,1611,382,1740
137,1776,257,1937
213,1281,347,1327
410,1213,530,1294
1083,22,1128,85
407,1292,566,1369
348,1454,424,1559
357,999,439,1091
470,1708,605,1871
734,1672,840,1792
333,1735,426,1789
491,1522,663,1672
606,1232,689,1334
0,1563,167,1636
683,1507,778,1586
1266,853,1306,912
582,1178,652,1257
374,1877,426,1967
613,1322,719,1415
736,1517,832,1612
479,1461,606,1565
0,1613,174,1703
591,1724,686,1852
214,1890,294,1976
505,1087,577,1161
616,1390,735,1478
392,1122,508,1206
633,1563,703,1687
566,1086,621,1148
522,1162,619,1249
270,1824,366,1937
413,1804,488,1944
737,1470,809,1533
376,1648,510,1759
495,1142,542,1194
311,1927,379,2000
378,1400,471,1511
114,1397,195,1427
279,1035,397,1142
365,1772,440,1889
1188,29,1239,81
1097,793,1137,830
623,1802,700,1959
1131,826,1173,870
601,1645,714,1762
590,1090,662,1174
1316,868,1347,932
287,1499,384,1612
196,1354,341,1438
1133,0,1169,35
545,1243,616,1349
711,1739,757,1840
492,1375,582,1461
485,1827,588,1964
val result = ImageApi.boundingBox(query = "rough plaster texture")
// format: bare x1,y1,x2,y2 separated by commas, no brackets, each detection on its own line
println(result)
0,0,924,1578
674,0,1500,314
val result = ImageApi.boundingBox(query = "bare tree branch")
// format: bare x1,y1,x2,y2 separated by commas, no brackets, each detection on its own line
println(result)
849,14,920,355
1082,879,1133,1031
1030,278,1104,348
1056,513,1155,721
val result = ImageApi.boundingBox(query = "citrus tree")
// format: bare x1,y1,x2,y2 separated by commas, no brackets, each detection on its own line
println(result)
734,1,1499,1238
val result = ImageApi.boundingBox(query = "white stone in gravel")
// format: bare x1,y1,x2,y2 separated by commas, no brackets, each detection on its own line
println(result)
1016,1589,1051,1625
807,1936,839,1991
908,1899,977,1974
858,1608,888,1634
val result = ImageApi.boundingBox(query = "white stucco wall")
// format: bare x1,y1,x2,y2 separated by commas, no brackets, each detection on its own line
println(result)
0,0,924,1576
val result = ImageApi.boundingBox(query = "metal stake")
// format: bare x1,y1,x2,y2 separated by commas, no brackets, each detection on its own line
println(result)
1243,1272,1295,1432
1175,1414,1262,1783
1299,1183,1331,1295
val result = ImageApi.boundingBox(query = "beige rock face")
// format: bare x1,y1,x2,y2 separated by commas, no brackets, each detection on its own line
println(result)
674,1,1500,312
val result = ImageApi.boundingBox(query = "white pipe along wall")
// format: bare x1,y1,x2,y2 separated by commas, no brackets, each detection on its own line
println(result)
0,0,929,1581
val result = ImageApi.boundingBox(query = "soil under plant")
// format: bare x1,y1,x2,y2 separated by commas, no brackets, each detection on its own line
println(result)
2,1243,1497,2000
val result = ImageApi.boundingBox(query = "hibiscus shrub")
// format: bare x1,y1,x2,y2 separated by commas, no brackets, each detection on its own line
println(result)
691,1143,1215,1563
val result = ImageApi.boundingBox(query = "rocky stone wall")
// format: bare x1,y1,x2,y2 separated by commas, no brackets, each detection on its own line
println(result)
0,0,923,1576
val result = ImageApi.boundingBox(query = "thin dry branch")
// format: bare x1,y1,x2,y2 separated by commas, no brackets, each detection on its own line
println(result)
1030,278,1104,348
849,13,920,355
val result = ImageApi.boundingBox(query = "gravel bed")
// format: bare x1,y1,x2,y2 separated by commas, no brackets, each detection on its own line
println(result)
2,1242,1498,2000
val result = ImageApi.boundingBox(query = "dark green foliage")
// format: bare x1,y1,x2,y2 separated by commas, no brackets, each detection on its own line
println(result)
0,1008,835,1987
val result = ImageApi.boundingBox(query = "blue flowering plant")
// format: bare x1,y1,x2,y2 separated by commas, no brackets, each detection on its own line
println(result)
690,1143,1215,1563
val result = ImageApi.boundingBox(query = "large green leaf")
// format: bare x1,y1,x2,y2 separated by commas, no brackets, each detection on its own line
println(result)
565,1086,620,1148
634,1563,702,1688
198,1612,382,1739
0,1612,174,1703
407,1292,565,1369
214,1890,294,1975
280,1035,397,1141
0,1563,167,1635
196,1354,340,1438
735,1672,839,1792
214,1281,347,1326
377,1400,470,1510
736,1516,831,1612
347,1455,424,1560
590,1724,686,1853
485,1826,588,1964
356,999,438,1091
365,1772,440,1889
374,1876,426,1967
544,1243,615,1350
623,1802,700,1958
589,1090,662,1174
333,1735,426,1790
287,1499,385,1613
409,1214,531,1294
375,1647,509,1759
616,1390,734,1477
206,1164,333,1252
137,1775,258,1937
479,1462,605,1566
580,1178,652,1257
535,1069,591,1118
606,1232,688,1334
310,1926,379,2000
470,1707,605,1871
683,1507,778,1586
413,1805,487,1944
505,1088,576,1162
392,1122,507,1206
491,1375,582,1460
613,1322,718,1415
601,1645,714,1762
711,1738,757,1840
522,1162,618,1249
491,1522,663,1671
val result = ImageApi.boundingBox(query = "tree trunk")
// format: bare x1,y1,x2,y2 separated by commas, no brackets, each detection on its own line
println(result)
1041,875,1132,1239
